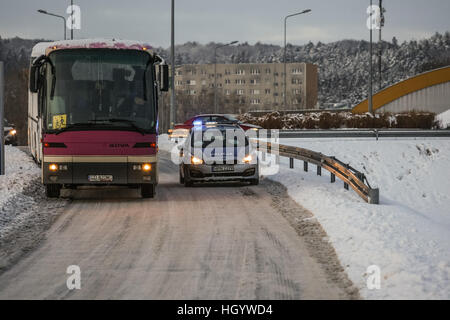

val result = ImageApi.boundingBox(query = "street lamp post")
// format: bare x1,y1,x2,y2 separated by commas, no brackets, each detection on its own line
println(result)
284,9,311,110
37,9,66,40
368,0,373,115
71,0,74,40
214,41,238,114
378,0,385,91
169,0,176,129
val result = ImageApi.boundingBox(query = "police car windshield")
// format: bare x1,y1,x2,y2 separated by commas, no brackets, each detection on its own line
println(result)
191,129,249,149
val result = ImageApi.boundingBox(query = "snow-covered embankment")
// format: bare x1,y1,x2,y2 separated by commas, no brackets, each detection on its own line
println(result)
271,138,450,299
0,146,66,270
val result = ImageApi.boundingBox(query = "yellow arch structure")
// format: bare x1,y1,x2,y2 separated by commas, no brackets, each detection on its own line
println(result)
352,66,450,113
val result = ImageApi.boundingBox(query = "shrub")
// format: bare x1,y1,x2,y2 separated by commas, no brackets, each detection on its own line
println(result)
237,111,438,130
395,111,436,129
259,112,284,129
318,112,344,129
302,117,319,129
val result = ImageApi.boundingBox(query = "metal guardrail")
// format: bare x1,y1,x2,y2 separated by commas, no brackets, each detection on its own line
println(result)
254,140,380,204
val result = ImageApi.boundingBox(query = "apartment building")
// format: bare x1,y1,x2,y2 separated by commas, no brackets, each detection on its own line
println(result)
173,62,318,111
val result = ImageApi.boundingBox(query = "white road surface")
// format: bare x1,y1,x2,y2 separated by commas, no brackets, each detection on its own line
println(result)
0,154,353,299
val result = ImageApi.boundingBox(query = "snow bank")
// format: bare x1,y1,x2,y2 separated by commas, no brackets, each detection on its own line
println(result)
160,133,450,298
0,146,68,270
270,138,450,299
158,133,177,152
0,146,40,215
437,109,450,129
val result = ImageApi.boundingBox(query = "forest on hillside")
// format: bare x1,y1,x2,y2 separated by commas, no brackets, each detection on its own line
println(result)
1,32,449,143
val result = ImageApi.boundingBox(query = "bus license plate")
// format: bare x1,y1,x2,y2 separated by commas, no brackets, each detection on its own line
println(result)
88,175,113,182
212,165,234,172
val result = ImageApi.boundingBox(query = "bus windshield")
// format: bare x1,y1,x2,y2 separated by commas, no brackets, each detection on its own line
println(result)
45,49,155,133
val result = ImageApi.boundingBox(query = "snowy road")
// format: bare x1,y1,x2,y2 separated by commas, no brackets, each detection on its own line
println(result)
0,153,354,299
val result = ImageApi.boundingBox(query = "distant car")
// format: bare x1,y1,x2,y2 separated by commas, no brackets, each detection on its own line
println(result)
179,123,259,186
3,118,17,146
170,114,261,140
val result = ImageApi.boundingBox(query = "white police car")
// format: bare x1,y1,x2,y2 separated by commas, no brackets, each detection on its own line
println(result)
179,123,259,187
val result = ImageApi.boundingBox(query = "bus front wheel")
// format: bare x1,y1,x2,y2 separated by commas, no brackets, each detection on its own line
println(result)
46,184,61,198
141,184,155,198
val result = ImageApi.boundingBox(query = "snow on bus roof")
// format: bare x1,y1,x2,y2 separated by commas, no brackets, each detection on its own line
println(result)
32,38,153,57
31,41,54,57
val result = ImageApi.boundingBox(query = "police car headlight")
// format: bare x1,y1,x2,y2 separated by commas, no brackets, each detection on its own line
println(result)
191,156,203,165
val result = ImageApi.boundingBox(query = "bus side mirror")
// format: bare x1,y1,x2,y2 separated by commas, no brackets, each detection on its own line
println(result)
29,65,39,93
159,64,169,92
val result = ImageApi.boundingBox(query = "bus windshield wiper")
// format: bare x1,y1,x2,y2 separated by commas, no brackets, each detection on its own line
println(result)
93,118,147,135
54,122,96,135
53,119,147,135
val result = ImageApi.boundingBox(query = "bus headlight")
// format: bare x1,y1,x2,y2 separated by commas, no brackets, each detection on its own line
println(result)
9,129,16,136
133,164,152,171
242,154,252,164
48,163,68,171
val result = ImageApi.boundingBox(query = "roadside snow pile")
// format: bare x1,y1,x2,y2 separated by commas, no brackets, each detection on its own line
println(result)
0,146,40,216
437,109,450,129
0,146,67,236
269,138,450,299
0,146,67,270
158,134,176,153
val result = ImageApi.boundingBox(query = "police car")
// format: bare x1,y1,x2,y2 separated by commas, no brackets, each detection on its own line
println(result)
179,123,259,187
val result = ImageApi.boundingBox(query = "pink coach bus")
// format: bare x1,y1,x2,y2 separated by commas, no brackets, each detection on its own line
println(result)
28,39,168,198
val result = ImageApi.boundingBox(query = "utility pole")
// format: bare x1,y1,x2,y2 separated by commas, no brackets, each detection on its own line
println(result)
71,0,74,40
378,0,385,91
0,62,5,175
368,0,373,115
169,0,176,128
283,9,311,110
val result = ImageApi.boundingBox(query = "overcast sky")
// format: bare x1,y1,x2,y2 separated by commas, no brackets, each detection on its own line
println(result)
1,0,449,47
